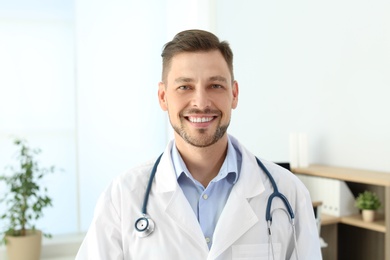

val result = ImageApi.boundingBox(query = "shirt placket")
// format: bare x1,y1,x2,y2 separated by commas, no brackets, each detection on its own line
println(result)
198,182,215,248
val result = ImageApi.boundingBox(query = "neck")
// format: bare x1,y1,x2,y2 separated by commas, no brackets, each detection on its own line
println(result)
175,134,229,187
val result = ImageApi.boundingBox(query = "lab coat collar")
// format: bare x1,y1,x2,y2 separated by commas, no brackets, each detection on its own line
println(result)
227,135,265,198
154,140,177,193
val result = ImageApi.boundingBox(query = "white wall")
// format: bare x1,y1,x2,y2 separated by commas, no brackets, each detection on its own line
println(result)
75,0,168,230
216,0,390,172
0,0,78,235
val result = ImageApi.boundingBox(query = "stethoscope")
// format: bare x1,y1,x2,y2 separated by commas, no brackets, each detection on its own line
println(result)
135,154,299,259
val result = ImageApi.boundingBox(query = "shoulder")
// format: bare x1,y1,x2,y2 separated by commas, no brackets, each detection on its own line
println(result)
230,135,309,199
262,159,307,191
261,160,298,181
111,158,157,192
91,157,161,218
96,157,159,206
259,159,312,208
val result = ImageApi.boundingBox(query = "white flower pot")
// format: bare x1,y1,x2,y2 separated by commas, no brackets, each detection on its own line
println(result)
362,209,375,222
5,230,42,260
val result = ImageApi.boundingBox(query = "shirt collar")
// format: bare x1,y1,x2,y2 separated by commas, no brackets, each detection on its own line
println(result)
170,137,239,185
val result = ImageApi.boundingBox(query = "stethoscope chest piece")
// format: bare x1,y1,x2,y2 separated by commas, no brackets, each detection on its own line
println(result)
135,215,155,238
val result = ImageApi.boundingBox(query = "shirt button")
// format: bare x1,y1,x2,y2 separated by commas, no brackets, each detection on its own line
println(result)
205,237,211,243
202,194,208,200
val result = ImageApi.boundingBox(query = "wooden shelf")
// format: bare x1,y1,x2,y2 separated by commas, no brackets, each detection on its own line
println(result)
293,164,390,187
321,214,387,233
321,213,386,232
340,214,386,233
321,214,341,226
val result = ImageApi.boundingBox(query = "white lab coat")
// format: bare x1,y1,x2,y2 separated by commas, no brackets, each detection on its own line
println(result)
76,136,322,260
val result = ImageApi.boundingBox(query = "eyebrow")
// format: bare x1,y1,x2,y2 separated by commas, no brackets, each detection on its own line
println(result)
174,77,194,84
209,76,228,83
174,76,228,84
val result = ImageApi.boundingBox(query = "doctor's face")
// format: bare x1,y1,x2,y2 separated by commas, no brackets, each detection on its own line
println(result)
158,50,239,148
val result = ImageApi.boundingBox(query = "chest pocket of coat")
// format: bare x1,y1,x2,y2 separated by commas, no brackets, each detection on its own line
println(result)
232,243,281,260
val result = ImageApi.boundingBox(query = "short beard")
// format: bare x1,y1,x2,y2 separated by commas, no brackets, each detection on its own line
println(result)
173,123,229,148
169,108,230,147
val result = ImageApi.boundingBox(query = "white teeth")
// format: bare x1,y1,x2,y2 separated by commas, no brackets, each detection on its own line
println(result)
188,117,213,123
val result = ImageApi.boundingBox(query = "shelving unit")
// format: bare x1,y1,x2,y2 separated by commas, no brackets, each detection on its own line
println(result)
293,165,390,260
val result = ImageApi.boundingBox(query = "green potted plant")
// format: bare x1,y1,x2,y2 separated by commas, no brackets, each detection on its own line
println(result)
355,190,382,222
0,138,56,260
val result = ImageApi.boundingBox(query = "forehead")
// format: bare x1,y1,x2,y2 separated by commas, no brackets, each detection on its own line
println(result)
166,50,232,82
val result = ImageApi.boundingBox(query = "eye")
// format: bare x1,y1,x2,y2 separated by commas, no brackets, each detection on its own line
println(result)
178,85,190,90
211,84,223,89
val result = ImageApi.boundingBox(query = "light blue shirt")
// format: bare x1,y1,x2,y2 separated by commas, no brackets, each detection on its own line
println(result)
171,137,241,248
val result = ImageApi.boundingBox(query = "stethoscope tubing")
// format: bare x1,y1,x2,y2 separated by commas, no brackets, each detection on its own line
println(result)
255,157,295,222
137,154,295,235
141,153,163,215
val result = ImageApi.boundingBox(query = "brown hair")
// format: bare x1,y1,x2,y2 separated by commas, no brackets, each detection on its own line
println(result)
161,29,234,82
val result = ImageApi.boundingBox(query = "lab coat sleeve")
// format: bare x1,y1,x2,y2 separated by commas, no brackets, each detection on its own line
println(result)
76,182,123,260
293,185,323,260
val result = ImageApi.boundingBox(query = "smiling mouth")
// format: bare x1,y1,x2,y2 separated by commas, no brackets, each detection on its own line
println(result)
187,116,215,123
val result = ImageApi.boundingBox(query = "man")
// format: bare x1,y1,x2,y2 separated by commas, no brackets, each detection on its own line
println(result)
76,30,322,259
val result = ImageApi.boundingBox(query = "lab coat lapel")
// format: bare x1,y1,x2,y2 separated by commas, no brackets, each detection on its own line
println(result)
164,187,208,251
208,150,265,259
155,149,209,253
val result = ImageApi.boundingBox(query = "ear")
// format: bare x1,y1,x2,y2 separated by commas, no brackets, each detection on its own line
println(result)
231,80,239,109
158,82,168,111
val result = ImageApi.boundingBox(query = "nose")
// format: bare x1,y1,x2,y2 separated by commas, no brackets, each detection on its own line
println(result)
191,87,211,109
